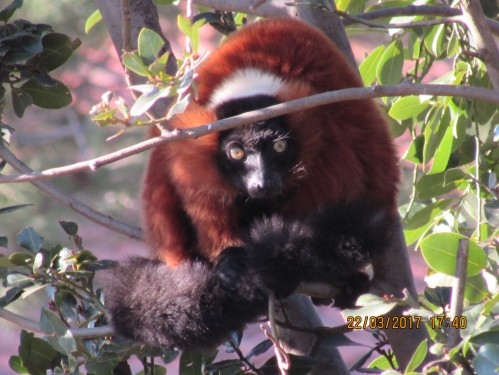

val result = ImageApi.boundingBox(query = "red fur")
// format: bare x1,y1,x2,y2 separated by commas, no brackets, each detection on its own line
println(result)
143,18,399,266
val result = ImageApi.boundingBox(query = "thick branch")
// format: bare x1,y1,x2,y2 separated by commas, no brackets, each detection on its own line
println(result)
460,0,499,89
293,1,357,70
447,239,469,349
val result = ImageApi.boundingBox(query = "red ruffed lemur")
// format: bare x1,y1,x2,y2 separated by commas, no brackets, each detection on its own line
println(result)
105,18,400,350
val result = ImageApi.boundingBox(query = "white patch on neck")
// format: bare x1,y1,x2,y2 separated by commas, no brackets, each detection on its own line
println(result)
208,68,284,109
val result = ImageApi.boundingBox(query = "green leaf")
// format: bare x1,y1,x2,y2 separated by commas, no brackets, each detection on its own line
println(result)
177,15,204,54
130,86,173,116
368,354,393,370
389,96,429,121
85,9,102,33
85,353,121,375
138,28,165,64
420,233,487,277
148,51,171,76
415,169,465,200
427,117,454,175
3,35,43,64
483,293,499,315
359,44,385,86
403,134,424,164
16,227,43,253
34,33,78,72
59,221,78,236
472,344,499,375
45,332,77,357
8,253,33,267
122,51,150,77
471,331,499,346
9,355,28,374
40,308,68,336
247,339,272,359
424,24,446,58
0,0,23,22
18,330,58,375
20,79,72,109
180,349,217,375
405,340,427,373
11,88,33,118
484,200,499,227
464,274,489,303
0,284,28,306
376,39,403,85
403,199,452,246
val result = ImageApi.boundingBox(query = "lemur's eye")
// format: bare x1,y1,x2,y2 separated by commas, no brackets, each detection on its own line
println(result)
228,144,245,160
273,140,287,153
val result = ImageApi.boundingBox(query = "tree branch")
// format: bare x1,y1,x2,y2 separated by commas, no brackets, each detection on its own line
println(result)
447,238,469,349
192,0,291,17
338,10,462,30
460,0,499,89
341,5,499,36
2,83,499,183
0,306,114,338
0,142,143,240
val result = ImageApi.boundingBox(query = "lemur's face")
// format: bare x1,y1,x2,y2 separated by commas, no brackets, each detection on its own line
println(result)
217,118,296,199
214,95,297,200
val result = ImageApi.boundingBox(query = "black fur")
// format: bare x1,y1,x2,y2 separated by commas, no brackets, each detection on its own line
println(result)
106,202,393,349
105,258,267,350
217,201,394,309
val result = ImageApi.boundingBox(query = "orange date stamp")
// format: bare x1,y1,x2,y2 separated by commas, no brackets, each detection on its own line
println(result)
346,315,422,330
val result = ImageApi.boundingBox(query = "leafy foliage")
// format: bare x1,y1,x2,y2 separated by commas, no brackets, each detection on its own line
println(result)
0,0,79,117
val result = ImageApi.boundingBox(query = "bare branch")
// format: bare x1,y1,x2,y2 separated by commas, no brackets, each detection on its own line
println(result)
2,83,499,183
192,0,291,17
342,5,499,36
0,307,44,334
0,306,114,338
337,10,462,30
0,142,143,240
460,0,499,89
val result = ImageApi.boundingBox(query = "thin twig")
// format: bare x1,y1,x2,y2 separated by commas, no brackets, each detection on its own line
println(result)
337,9,462,30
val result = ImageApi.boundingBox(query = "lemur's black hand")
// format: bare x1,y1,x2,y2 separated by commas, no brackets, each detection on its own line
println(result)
214,247,249,292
